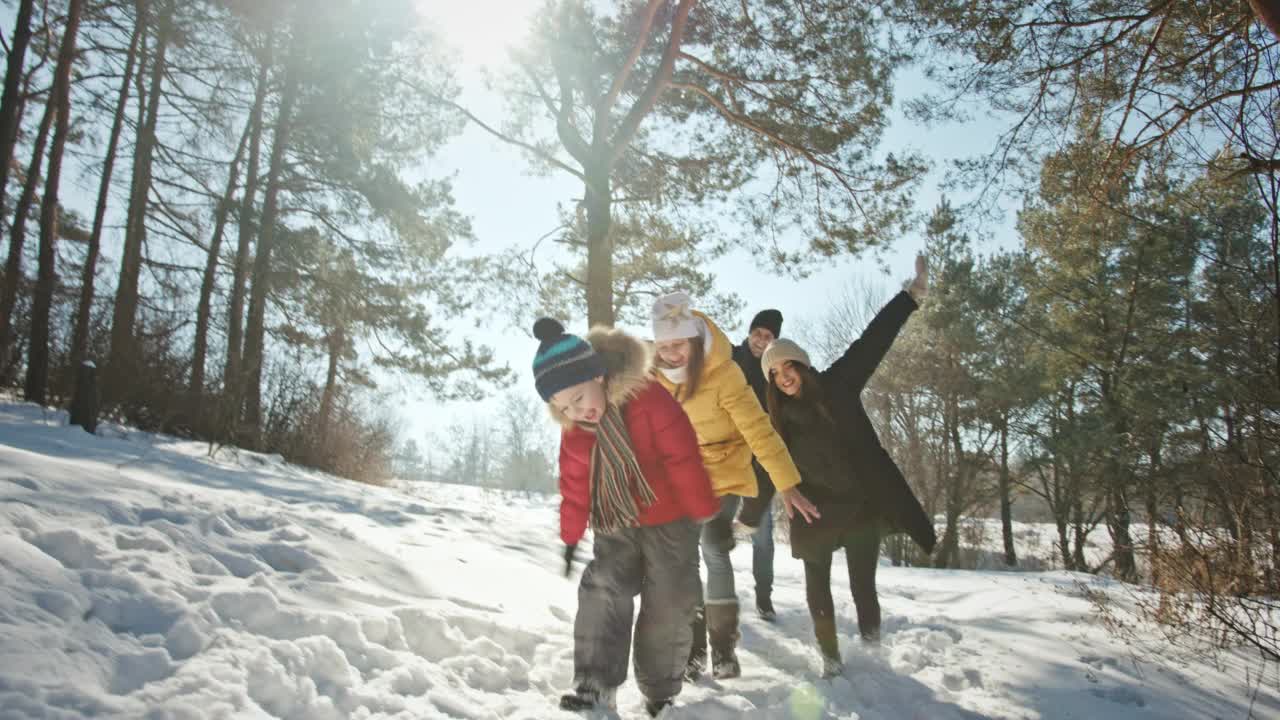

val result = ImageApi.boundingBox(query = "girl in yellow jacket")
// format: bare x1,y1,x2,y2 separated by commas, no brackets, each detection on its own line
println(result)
651,291,819,681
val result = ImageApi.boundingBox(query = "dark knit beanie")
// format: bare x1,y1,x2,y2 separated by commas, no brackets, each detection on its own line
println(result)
532,318,606,402
749,309,783,338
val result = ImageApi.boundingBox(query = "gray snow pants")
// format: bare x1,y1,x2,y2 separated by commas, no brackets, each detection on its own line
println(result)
574,518,701,702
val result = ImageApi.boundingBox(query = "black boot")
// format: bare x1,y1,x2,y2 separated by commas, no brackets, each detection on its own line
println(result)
684,604,707,681
645,698,673,717
756,591,776,622
706,603,742,679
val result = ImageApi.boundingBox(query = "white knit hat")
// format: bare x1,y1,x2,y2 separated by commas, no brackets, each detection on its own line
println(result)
761,338,812,377
651,291,703,342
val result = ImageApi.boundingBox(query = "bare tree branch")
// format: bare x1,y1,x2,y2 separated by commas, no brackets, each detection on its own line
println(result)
608,0,696,167
597,0,665,125
413,81,585,181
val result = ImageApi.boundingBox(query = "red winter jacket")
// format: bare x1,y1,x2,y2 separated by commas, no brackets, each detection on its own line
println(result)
553,329,718,546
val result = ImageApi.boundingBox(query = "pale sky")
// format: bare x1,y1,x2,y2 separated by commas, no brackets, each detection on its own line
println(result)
401,1,1018,445
5,1,1014,448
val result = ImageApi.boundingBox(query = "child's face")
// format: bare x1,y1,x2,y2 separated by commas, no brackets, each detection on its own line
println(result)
551,376,607,424
655,338,692,368
770,361,803,397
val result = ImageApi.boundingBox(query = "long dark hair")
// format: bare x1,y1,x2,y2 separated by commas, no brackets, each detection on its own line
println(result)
657,336,706,402
765,362,834,438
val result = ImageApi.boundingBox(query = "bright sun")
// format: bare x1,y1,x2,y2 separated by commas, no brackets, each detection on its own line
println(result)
414,0,537,71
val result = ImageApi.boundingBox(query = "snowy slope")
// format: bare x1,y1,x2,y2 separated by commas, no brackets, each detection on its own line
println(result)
0,398,1276,719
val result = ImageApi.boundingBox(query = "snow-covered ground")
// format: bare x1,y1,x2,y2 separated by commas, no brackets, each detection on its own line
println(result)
1,398,1276,719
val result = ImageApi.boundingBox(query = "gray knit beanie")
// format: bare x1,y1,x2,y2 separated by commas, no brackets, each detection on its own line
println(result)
760,338,812,377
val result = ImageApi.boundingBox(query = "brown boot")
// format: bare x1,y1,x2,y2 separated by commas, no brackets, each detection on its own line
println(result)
705,602,742,679
811,608,841,674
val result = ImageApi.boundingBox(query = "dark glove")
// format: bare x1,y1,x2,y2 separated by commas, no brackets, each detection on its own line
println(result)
563,543,577,578
736,495,769,530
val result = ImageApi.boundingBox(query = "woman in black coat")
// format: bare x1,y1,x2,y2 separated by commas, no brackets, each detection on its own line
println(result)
760,255,937,676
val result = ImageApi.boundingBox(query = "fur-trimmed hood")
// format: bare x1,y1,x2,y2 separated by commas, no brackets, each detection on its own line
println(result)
548,326,653,429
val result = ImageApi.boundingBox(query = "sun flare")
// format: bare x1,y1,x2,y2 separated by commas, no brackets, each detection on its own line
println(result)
414,0,536,71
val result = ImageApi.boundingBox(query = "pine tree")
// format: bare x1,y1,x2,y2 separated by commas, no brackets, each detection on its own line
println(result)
25,0,85,405
443,0,925,325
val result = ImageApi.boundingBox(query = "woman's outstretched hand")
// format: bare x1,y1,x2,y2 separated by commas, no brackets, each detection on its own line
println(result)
907,253,929,302
781,487,821,524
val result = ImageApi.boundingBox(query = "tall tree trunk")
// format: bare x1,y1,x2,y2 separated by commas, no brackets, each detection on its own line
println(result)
905,401,929,565
1229,404,1257,594
242,50,301,445
1203,410,1243,543
0,0,37,216
1250,0,1280,43
1108,483,1138,581
1101,374,1138,582
1146,444,1162,587
1071,494,1088,571
999,416,1017,567
936,396,961,569
0,88,55,383
24,0,84,405
938,505,961,569
1051,409,1073,569
1044,397,1075,566
584,169,613,326
189,120,250,419
223,49,269,418
107,0,169,394
317,324,343,448
1264,173,1280,390
133,5,149,138
1055,517,1071,571
1063,384,1089,571
1264,468,1280,595
71,15,142,372
1238,502,1257,596
1252,406,1280,594
881,391,906,566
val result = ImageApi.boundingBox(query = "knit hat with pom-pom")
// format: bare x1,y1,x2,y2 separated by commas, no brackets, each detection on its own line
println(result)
532,317,607,402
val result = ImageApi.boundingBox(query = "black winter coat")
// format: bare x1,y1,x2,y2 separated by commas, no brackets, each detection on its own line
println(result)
732,339,776,520
780,291,937,561
732,338,770,407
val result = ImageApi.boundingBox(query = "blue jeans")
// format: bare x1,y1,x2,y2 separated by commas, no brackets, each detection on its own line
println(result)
699,495,741,604
752,501,774,597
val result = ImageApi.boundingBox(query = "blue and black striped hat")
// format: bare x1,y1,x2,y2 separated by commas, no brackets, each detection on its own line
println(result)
532,318,606,402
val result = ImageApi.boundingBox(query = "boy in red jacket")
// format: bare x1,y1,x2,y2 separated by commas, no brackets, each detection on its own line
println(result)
532,318,717,717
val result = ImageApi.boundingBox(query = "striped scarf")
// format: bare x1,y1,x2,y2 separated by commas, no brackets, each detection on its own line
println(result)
588,403,657,534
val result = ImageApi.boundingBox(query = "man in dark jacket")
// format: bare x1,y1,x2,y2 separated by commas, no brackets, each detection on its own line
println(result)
731,308,783,621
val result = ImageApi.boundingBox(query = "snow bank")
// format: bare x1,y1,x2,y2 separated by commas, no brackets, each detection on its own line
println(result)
0,398,1275,718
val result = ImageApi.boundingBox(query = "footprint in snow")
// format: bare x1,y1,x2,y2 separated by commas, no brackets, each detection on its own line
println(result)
1078,654,1118,670
942,667,984,691
1091,685,1145,707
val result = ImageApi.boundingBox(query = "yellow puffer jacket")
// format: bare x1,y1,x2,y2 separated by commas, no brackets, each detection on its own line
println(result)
655,312,802,498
